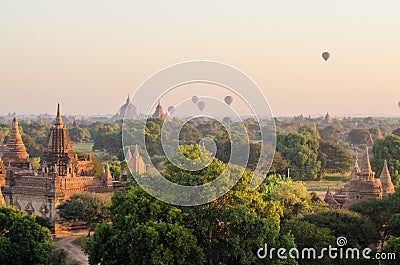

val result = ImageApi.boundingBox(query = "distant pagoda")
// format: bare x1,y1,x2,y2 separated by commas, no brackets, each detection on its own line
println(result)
376,127,384,140
152,101,167,120
324,112,333,124
113,95,138,120
126,145,146,175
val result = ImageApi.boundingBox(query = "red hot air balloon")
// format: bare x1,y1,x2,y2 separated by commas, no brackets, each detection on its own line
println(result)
192,96,199,104
224,96,233,105
197,101,206,111
322,52,330,61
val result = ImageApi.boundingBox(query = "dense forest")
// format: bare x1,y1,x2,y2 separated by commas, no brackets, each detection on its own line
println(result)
1,115,399,182
1,115,400,264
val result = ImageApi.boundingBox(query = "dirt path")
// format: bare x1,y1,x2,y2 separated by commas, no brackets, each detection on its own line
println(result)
55,236,89,265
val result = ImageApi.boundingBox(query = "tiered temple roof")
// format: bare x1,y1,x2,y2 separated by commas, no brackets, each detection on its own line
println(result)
114,95,138,120
152,101,167,120
324,146,394,209
376,127,384,140
380,160,395,196
2,116,30,167
324,112,333,124
359,147,375,180
41,104,75,176
127,144,146,175
2,104,119,223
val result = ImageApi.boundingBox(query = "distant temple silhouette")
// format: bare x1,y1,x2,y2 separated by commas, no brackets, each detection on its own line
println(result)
113,95,138,120
151,101,167,120
123,144,146,179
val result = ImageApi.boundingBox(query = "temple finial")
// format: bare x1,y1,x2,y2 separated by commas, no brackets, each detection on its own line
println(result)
134,144,139,156
55,103,63,125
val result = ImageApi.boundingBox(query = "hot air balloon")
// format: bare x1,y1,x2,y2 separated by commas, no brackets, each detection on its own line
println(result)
398,101,400,108
224,96,233,105
192,96,199,104
197,101,206,111
168,106,175,113
322,52,330,61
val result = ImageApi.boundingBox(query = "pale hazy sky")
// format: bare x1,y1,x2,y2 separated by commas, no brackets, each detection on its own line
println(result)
1,1,400,116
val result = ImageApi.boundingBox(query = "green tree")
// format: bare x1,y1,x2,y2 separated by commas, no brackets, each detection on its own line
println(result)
318,126,342,142
85,187,204,265
265,179,312,218
349,190,400,246
108,163,121,179
298,124,319,139
0,206,54,265
371,134,400,185
281,219,335,265
302,210,379,248
22,133,44,158
163,145,297,265
268,151,288,176
382,236,400,265
387,213,400,237
277,131,321,180
57,192,110,236
318,140,353,174
69,126,91,142
347,129,371,145
30,157,41,170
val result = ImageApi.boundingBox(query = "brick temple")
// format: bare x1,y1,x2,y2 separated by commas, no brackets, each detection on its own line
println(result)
324,147,395,209
1,105,118,221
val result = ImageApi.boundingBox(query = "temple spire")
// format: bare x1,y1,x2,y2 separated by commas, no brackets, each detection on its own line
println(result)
2,115,30,165
350,153,360,181
360,146,375,180
376,127,384,140
380,160,395,196
354,151,359,168
55,103,63,126
106,163,113,186
134,144,139,157
125,147,133,162
152,101,167,120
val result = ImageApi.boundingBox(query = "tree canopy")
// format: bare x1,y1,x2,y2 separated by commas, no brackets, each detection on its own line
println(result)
0,206,54,265
57,192,110,236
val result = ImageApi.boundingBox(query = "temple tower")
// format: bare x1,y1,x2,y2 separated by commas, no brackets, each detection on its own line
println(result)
380,160,395,197
152,101,167,120
102,163,114,188
127,145,146,175
359,147,375,181
324,112,333,124
349,153,360,181
41,104,75,177
376,127,384,140
2,116,30,169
